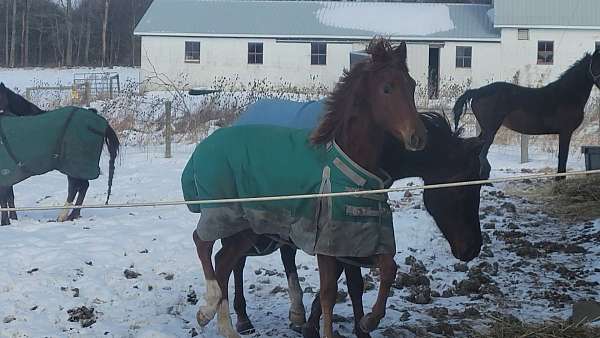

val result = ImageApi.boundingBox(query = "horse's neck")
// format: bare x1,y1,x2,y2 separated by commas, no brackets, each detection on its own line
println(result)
336,117,384,173
551,64,595,107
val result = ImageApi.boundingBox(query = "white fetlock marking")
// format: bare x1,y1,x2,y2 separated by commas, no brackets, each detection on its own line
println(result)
287,273,306,324
57,202,73,222
216,301,240,338
197,279,221,326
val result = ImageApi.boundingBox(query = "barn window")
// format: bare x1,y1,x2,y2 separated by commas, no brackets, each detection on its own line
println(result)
185,41,201,62
456,46,472,68
537,41,554,65
248,42,263,64
518,29,529,40
311,42,327,65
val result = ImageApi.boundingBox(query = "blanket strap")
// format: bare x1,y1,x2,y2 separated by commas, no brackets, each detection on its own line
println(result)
52,107,78,169
0,117,33,175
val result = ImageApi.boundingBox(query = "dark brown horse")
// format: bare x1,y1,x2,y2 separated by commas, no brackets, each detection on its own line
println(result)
231,112,484,337
453,50,600,179
190,38,427,338
0,83,45,221
0,83,119,225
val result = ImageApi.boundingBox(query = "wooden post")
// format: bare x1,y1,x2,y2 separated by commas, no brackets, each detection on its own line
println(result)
520,134,529,164
25,88,31,101
83,82,90,106
165,101,172,158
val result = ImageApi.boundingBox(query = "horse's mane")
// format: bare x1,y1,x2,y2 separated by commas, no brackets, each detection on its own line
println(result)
311,38,409,145
549,53,592,90
420,111,462,143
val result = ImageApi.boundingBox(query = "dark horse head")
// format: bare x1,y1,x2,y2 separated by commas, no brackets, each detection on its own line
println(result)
383,112,484,262
311,38,427,152
0,83,44,116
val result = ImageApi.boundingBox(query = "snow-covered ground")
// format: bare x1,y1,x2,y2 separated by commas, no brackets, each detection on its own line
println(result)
1,143,598,338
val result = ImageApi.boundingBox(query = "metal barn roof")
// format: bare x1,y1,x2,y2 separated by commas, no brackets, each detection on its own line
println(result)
134,0,500,41
494,0,600,29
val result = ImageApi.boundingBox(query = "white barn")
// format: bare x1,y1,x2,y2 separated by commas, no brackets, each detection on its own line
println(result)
134,0,600,100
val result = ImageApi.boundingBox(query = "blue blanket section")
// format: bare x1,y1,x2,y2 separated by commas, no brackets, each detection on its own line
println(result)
234,98,326,130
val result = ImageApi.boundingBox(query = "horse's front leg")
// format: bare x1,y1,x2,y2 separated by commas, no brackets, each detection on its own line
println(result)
317,254,339,338
303,262,344,338
280,245,306,331
344,263,370,338
359,254,396,333
233,256,255,335
8,186,17,220
556,131,573,181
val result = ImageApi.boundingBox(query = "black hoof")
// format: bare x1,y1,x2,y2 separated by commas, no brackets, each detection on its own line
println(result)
236,320,256,335
359,313,382,333
9,212,17,220
301,324,320,338
290,322,304,334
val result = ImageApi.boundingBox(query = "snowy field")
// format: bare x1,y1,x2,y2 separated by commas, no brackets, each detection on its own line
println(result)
1,142,598,338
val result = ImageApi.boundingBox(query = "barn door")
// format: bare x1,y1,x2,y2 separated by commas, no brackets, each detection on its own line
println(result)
428,46,440,100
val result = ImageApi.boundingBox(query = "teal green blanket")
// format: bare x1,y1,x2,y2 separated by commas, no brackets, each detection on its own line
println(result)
0,106,108,186
181,125,395,257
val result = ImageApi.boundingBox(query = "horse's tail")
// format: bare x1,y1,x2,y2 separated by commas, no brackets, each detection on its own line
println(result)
104,124,120,204
452,89,479,131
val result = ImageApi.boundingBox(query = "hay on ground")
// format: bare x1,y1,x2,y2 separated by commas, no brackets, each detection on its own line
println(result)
474,315,600,338
507,174,600,222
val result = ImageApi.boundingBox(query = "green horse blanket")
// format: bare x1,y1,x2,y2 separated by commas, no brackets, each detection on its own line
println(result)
181,125,395,257
0,106,108,186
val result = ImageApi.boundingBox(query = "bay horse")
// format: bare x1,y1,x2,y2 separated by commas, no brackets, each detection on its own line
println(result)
0,83,120,225
453,49,600,179
186,38,427,338
230,111,483,337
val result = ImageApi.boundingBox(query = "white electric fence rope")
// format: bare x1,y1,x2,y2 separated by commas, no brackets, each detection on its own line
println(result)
1,169,599,213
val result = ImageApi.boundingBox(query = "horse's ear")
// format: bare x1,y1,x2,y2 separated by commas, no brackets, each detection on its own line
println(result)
393,42,407,63
0,83,4,89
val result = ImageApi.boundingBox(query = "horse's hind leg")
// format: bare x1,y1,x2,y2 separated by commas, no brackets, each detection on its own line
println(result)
359,254,397,333
280,245,306,331
215,230,257,338
192,231,220,327
57,177,78,222
556,131,573,181
303,262,344,338
67,179,89,220
233,256,255,335
8,186,17,220
344,263,371,338
1,187,10,226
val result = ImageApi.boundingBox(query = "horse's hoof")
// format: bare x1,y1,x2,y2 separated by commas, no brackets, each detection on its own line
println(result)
196,308,215,327
9,212,17,220
289,308,306,329
289,322,304,333
358,313,382,333
354,327,372,338
0,221,9,226
236,320,256,335
301,324,320,338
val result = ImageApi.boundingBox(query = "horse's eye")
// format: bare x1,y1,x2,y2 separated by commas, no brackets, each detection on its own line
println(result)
383,84,393,94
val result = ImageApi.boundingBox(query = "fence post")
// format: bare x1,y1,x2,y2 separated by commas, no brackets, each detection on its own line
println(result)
520,134,529,164
165,101,172,159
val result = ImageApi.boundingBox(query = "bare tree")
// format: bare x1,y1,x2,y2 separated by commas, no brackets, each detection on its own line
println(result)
9,0,17,67
102,0,110,67
4,0,9,66
65,0,73,66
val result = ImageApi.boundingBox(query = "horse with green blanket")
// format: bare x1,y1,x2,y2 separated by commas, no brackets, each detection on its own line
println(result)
0,83,119,225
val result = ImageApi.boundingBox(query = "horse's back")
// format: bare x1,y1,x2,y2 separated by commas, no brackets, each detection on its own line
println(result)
235,98,326,130
0,107,108,185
